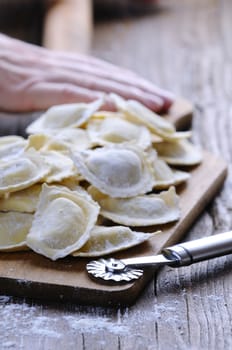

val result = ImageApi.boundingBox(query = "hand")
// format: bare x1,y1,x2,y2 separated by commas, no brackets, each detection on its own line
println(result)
0,33,174,113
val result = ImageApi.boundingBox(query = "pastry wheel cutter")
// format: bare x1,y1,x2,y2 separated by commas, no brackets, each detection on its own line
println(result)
86,231,232,283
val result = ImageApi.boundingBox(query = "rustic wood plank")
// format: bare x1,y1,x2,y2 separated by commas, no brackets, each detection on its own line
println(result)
1,0,232,349
140,1,232,349
163,97,193,130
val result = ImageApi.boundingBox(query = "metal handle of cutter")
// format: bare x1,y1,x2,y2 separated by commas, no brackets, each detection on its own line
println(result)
163,231,232,266
86,231,232,282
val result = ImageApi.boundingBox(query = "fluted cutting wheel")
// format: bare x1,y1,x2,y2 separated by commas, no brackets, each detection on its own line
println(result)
86,258,144,283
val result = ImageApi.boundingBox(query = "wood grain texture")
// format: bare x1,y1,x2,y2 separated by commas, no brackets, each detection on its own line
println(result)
1,0,232,349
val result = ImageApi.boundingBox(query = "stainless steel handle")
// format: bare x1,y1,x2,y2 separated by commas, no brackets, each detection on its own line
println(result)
163,231,232,266
86,231,232,282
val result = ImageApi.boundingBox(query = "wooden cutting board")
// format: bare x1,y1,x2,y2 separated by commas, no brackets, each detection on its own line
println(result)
164,97,193,130
0,151,227,306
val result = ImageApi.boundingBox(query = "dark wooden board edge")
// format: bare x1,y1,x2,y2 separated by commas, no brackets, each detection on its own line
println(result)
163,97,193,130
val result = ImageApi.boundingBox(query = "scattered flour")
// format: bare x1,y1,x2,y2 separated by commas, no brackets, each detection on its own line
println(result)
29,316,61,339
1,341,16,349
62,314,129,335
0,288,229,348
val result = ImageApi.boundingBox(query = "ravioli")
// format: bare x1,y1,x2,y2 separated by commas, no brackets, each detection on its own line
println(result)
57,177,81,191
170,168,191,185
26,184,100,260
153,139,202,165
152,158,190,189
71,145,154,198
0,184,41,213
0,135,27,161
0,212,33,251
92,111,125,119
40,150,77,183
26,98,103,134
0,94,198,260
27,134,69,153
27,129,91,153
72,225,159,257
0,149,50,194
110,93,191,141
87,115,151,149
49,128,91,151
88,186,180,226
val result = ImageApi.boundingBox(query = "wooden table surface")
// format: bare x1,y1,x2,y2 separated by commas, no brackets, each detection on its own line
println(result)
1,0,232,348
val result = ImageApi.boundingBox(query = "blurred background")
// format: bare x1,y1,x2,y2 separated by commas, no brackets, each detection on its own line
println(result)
0,0,159,49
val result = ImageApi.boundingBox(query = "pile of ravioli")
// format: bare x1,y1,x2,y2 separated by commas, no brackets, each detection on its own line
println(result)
0,94,202,261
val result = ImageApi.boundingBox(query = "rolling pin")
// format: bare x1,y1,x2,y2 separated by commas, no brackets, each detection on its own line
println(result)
42,0,93,54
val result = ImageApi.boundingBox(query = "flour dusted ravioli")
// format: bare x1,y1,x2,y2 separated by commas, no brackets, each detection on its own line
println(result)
27,129,91,153
26,184,100,260
146,150,189,189
87,115,151,149
0,149,50,194
170,168,190,185
153,139,202,166
110,93,191,141
0,135,27,161
27,141,83,181
48,128,91,151
0,212,33,251
72,225,159,257
152,158,190,189
27,134,69,153
71,145,154,198
26,98,103,134
40,150,76,183
88,186,180,226
0,184,41,213
92,111,126,119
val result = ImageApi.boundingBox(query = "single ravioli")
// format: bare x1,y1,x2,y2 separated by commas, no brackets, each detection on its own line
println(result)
0,212,33,251
40,150,77,183
0,149,50,194
153,158,190,189
0,135,27,161
72,225,159,257
26,184,100,260
87,115,151,149
26,134,69,154
0,184,42,213
153,139,202,166
55,128,91,151
26,98,103,134
110,93,191,141
27,129,91,154
71,145,154,198
88,186,180,226
49,128,91,151
146,149,190,189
